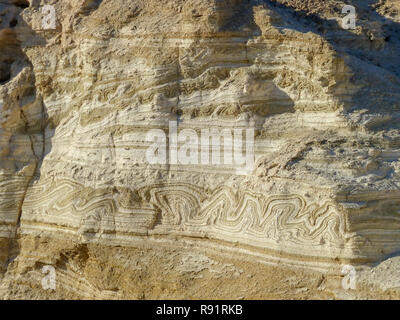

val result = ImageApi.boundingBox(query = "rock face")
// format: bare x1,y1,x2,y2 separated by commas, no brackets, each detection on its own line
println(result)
0,0,400,299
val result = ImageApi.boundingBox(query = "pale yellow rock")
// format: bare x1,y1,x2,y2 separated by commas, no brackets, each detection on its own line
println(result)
0,0,400,299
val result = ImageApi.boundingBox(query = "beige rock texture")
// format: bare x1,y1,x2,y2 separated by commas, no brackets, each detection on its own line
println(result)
0,0,400,299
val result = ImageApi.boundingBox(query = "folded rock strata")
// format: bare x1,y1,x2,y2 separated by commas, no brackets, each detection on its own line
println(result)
0,0,400,299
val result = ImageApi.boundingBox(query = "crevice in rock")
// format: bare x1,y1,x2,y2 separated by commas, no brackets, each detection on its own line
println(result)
0,63,12,84
5,110,40,267
8,19,17,28
12,0,29,9
4,96,47,272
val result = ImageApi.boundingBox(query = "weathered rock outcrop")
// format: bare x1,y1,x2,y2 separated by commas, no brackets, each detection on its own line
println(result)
0,0,400,299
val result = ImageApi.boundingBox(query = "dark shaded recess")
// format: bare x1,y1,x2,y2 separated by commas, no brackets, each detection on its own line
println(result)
0,29,19,85
264,0,400,77
9,19,17,28
213,0,399,123
79,0,103,15
254,0,400,132
12,0,29,9
0,59,13,83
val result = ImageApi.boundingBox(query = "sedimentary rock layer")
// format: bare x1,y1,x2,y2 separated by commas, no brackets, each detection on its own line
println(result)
0,0,399,298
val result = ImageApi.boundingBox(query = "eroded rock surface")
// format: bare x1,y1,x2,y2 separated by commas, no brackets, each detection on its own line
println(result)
0,0,400,299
